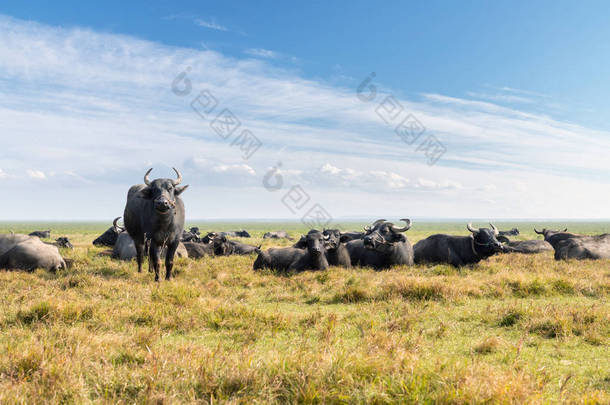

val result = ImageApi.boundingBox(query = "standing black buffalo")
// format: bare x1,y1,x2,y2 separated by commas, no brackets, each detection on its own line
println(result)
123,168,188,281
29,230,50,238
253,230,330,272
346,219,413,269
93,217,123,246
414,223,504,266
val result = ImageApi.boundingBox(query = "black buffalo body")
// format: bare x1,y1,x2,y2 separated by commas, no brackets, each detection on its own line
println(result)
123,168,188,281
29,230,50,238
253,230,329,272
414,223,504,266
263,231,293,240
93,217,123,246
346,219,413,269
213,235,258,256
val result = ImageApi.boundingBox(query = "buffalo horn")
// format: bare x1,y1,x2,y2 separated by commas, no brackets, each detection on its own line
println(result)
144,168,153,186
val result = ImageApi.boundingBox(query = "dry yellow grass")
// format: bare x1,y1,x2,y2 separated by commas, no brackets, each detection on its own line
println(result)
0,222,608,404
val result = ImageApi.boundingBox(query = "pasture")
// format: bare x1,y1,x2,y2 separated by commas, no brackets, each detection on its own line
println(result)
0,221,608,404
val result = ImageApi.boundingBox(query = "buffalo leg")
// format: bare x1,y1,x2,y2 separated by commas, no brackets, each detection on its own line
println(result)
150,241,162,282
134,241,145,273
164,239,179,280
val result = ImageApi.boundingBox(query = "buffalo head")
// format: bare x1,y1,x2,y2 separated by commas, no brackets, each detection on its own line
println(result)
55,237,73,249
141,168,189,215
362,219,411,252
295,230,330,257
467,223,504,254
322,229,351,250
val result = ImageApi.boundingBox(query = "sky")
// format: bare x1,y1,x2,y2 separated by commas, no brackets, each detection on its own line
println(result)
1,1,610,221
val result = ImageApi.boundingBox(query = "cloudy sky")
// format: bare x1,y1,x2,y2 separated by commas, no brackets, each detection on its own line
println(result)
1,2,609,221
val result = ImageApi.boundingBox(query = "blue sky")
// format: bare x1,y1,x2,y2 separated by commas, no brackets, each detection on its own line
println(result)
0,2,609,220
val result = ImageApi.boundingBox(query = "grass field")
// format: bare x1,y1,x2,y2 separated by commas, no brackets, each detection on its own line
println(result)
0,221,608,404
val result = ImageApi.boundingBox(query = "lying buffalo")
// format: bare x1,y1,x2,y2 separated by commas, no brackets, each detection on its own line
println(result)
220,230,251,238
553,234,610,260
52,237,73,249
29,230,50,238
414,223,504,266
533,228,583,248
181,228,201,242
321,229,351,267
183,241,214,258
0,234,65,271
123,168,188,281
254,230,329,272
93,217,123,246
503,240,553,254
213,235,258,256
346,219,413,269
263,231,293,240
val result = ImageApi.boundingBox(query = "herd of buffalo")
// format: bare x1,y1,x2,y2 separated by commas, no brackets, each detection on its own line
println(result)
1,169,609,280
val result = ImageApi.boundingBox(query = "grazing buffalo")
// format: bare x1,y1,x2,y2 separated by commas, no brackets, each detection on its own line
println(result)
29,230,50,238
183,241,214,258
0,234,65,271
533,228,581,249
93,217,123,246
253,230,329,272
346,219,413,269
213,235,258,256
263,231,293,240
321,229,351,267
414,223,504,267
502,240,553,254
553,234,610,260
123,168,188,281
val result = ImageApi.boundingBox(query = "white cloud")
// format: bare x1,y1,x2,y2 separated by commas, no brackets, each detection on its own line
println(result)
0,14,609,219
26,169,46,179
245,48,277,59
0,169,6,179
194,19,228,32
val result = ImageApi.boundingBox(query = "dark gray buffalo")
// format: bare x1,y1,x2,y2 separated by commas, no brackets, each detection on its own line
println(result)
496,228,520,243
0,234,65,271
29,230,50,238
213,235,258,256
533,228,581,249
253,230,329,272
321,229,351,267
93,217,123,246
346,219,413,269
263,231,293,240
112,220,188,261
553,234,610,260
123,168,188,281
183,241,214,258
414,223,504,266
52,237,73,249
503,240,553,254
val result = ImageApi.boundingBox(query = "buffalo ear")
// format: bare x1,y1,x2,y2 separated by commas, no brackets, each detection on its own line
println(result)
295,236,307,248
393,233,406,243
139,187,153,199
175,185,189,195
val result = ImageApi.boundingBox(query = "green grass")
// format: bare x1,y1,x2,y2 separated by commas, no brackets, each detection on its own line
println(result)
0,221,608,404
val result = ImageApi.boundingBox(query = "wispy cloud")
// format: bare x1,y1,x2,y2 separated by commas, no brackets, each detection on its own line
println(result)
244,48,277,59
0,14,608,219
194,18,228,32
